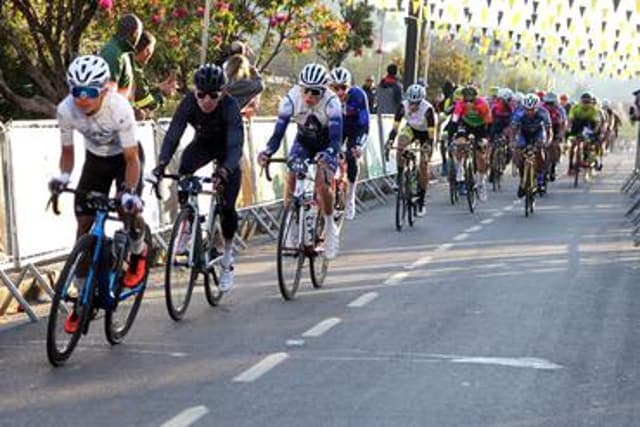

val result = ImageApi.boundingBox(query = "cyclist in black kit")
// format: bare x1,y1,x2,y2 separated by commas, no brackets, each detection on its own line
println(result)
152,63,244,292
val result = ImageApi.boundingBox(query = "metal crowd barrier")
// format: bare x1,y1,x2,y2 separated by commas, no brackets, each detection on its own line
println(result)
0,114,434,322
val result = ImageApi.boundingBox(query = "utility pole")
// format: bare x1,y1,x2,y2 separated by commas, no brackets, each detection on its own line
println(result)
403,0,422,89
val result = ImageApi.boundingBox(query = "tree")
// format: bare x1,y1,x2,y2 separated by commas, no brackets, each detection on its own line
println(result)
0,0,100,117
316,1,375,69
426,40,483,99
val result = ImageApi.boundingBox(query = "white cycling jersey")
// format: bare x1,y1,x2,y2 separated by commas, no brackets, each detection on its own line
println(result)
402,99,435,132
57,90,137,157
280,86,342,132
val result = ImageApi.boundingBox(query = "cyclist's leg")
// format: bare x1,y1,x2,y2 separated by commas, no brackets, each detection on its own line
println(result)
417,137,432,209
217,166,242,288
396,126,414,169
514,133,527,197
471,126,490,199
314,148,340,258
345,137,359,219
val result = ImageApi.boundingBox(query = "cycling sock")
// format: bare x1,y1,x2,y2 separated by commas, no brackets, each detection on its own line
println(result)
222,241,233,266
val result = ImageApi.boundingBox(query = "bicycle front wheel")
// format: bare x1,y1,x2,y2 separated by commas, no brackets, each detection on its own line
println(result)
277,204,304,300
573,144,581,188
465,163,476,213
310,214,329,288
105,225,152,345
165,208,200,321
46,235,96,366
203,212,224,307
395,171,407,231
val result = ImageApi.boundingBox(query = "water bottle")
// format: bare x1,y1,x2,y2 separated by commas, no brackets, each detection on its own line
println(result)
304,201,318,245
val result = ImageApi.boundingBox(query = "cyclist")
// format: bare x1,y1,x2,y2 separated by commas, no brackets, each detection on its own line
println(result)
257,63,342,259
567,92,601,173
601,99,622,151
49,55,147,333
541,92,566,182
559,93,572,116
489,88,514,184
152,64,243,292
447,85,492,201
511,93,551,197
329,66,370,220
386,84,437,217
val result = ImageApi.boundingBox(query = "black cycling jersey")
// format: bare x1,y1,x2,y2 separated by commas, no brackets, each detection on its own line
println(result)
159,92,244,172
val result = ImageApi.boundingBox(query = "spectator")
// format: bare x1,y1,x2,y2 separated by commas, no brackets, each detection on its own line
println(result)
223,53,264,117
362,75,377,113
376,63,403,114
100,13,143,100
132,31,177,120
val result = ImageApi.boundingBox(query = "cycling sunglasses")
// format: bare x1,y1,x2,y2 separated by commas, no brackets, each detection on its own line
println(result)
196,90,221,100
303,87,325,97
71,86,102,99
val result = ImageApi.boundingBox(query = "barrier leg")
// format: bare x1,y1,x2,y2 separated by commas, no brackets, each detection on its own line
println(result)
0,269,38,321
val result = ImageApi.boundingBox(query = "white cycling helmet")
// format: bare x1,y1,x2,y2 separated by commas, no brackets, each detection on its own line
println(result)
330,66,351,86
406,84,426,103
66,55,110,88
497,88,513,101
298,63,329,88
602,98,610,108
514,91,525,104
543,92,558,104
523,93,539,110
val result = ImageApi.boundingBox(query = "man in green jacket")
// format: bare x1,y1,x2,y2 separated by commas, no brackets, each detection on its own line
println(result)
100,13,143,100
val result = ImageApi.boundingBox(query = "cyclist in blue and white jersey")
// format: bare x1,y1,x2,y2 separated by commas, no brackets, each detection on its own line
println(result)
257,63,343,259
329,66,370,220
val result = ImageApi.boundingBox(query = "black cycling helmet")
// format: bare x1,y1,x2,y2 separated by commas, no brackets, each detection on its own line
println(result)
194,63,225,92
461,85,478,101
580,92,593,103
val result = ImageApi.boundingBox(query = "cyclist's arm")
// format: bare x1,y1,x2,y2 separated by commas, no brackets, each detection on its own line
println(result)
158,95,192,165
223,96,244,173
57,105,75,174
122,146,141,192
390,104,405,136
353,89,370,147
425,106,437,140
116,98,140,190
264,95,293,155
326,96,343,154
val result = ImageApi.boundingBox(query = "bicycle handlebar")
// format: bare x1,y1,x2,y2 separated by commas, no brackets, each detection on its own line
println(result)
46,188,120,216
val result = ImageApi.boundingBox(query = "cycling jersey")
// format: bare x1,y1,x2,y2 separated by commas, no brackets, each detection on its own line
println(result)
490,99,513,137
453,97,492,128
569,104,600,135
512,106,551,147
396,99,436,132
266,86,342,155
57,90,138,157
542,104,566,126
342,86,370,142
159,92,244,173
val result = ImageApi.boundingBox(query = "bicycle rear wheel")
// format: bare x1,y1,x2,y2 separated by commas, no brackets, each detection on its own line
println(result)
448,157,458,205
524,162,534,217
309,215,329,288
465,163,476,213
105,226,152,345
573,144,581,188
165,208,199,321
46,235,95,366
277,204,304,300
407,169,415,227
395,171,407,231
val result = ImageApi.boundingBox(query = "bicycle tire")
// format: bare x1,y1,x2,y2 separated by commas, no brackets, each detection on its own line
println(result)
395,171,406,231
465,163,476,214
277,203,304,300
309,215,329,288
105,226,152,345
524,160,535,217
573,144,581,188
203,211,224,307
407,169,415,227
46,234,96,366
165,208,199,321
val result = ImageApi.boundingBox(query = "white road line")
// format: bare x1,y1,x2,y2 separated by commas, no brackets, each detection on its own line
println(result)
302,318,342,337
384,271,409,285
161,405,209,427
435,243,454,253
492,212,504,218
407,255,432,270
232,352,289,383
348,292,379,308
480,218,494,225
465,225,482,233
453,233,469,241
503,205,514,211
286,339,305,347
450,357,563,370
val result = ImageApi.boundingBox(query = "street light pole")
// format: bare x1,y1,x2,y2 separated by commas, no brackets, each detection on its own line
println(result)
403,0,422,89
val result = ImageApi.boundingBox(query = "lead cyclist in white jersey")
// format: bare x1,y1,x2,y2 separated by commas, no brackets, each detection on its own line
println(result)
49,55,146,334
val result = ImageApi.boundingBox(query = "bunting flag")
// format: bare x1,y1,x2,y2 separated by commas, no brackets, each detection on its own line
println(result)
386,0,640,80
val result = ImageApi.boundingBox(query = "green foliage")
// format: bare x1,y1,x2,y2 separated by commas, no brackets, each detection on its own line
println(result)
425,41,482,99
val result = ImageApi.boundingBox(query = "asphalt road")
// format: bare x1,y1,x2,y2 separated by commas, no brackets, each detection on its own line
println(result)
1,151,639,427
